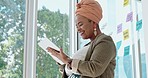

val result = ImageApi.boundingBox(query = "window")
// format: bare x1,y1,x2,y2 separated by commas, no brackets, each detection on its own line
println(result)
36,0,70,77
0,0,25,77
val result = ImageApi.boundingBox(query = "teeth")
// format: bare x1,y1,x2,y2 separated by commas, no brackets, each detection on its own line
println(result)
78,31,84,35
80,32,84,35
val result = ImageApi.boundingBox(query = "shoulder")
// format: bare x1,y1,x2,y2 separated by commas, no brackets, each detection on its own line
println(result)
93,34,116,51
94,33,114,44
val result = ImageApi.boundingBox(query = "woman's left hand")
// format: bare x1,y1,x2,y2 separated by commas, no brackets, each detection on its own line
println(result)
46,47,70,64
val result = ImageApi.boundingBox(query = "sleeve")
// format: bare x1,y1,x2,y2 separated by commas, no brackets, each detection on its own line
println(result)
71,40,116,77
71,59,80,73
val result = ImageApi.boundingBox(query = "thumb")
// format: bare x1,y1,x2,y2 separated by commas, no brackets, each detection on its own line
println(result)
60,48,63,53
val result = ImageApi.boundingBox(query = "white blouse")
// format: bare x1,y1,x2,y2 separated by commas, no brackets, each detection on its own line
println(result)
65,44,90,76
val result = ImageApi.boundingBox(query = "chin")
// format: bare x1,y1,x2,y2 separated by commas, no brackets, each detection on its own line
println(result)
81,36,89,39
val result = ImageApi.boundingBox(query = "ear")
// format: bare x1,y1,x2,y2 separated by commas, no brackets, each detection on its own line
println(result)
93,22,97,29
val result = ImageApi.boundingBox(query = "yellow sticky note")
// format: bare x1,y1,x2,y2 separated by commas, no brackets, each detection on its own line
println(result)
124,0,129,6
123,29,129,40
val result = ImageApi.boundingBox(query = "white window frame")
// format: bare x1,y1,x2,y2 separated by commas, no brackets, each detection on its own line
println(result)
69,0,78,56
23,0,37,78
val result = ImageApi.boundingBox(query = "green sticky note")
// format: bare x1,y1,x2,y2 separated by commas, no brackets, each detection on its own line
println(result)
124,45,130,56
116,41,122,50
136,19,142,31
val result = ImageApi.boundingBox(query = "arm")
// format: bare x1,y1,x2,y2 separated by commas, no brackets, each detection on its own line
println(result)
72,40,116,77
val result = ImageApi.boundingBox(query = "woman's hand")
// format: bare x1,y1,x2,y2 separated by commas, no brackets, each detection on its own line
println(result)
46,47,70,64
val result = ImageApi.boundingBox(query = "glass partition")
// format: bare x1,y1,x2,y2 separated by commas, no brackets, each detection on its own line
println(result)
78,0,146,78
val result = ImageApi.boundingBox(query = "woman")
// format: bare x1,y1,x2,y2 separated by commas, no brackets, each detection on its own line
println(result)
47,0,116,78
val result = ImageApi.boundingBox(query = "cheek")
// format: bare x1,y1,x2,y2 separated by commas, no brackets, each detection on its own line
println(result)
84,27,94,35
88,29,94,35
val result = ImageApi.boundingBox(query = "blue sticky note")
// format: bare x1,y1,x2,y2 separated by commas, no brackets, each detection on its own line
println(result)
136,19,142,31
124,45,130,56
116,41,122,50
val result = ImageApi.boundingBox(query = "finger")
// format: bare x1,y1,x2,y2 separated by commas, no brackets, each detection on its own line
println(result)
56,62,61,65
60,48,63,53
46,47,52,52
52,48,60,53
51,51,58,56
47,47,55,52
46,47,56,55
48,47,60,53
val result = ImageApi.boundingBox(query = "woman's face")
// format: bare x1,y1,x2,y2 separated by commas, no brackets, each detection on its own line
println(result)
76,15,94,39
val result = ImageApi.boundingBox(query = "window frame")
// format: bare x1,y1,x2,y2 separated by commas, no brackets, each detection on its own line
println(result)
23,0,37,78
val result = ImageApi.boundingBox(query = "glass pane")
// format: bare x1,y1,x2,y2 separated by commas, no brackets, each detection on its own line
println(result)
115,0,134,78
136,0,147,78
78,0,146,78
37,0,70,77
0,0,25,78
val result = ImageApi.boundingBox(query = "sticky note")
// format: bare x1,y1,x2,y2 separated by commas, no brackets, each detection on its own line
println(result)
136,19,142,31
117,23,122,34
124,45,130,56
123,29,129,40
124,0,129,6
116,41,122,50
126,12,133,22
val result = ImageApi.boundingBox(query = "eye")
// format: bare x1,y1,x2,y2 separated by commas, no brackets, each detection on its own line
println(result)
78,22,83,27
76,22,83,28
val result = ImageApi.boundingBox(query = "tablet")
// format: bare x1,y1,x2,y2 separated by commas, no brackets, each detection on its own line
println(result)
38,38,64,64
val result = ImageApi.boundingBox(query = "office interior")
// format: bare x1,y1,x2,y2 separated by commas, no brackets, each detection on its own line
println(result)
0,0,148,78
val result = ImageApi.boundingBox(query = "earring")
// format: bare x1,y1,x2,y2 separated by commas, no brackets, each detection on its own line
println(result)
94,28,97,36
